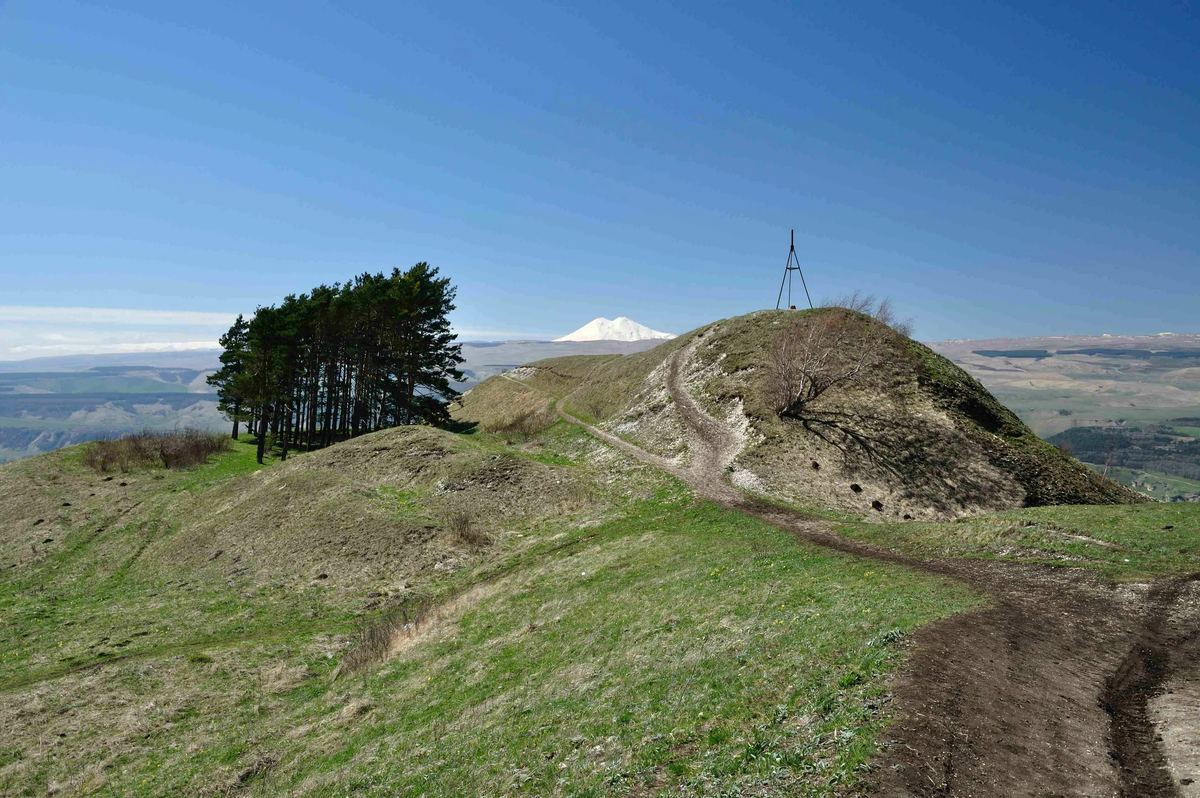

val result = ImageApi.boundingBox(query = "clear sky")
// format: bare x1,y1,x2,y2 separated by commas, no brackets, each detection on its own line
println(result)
1,0,1197,358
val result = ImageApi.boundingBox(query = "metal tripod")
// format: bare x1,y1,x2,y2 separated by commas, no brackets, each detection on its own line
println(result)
775,229,812,310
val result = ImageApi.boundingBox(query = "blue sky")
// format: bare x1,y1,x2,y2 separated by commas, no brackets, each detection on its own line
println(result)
1,0,1197,357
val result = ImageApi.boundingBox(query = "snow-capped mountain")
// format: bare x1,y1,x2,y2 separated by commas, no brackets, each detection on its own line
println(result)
554,317,675,343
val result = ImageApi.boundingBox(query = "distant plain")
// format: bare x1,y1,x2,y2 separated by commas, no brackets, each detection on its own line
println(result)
930,332,1200,500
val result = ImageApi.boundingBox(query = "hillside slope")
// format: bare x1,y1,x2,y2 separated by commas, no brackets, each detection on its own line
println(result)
457,309,1143,519
1,314,1194,796
0,424,980,796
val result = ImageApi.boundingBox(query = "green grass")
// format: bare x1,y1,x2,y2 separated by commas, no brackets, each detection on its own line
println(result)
0,436,278,690
0,425,979,797
838,503,1200,580
1172,426,1200,438
0,495,977,797
172,434,268,492
274,501,976,798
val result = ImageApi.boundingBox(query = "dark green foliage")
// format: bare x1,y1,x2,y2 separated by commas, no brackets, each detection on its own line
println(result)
207,314,250,439
1048,426,1200,482
906,340,1146,507
214,264,464,463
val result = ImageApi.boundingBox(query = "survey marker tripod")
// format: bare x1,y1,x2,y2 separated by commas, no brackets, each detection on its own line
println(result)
775,229,812,310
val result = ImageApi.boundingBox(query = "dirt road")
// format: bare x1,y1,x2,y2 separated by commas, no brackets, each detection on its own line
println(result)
554,332,1197,797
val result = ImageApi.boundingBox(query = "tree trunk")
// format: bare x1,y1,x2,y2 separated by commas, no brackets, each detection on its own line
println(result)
281,402,292,461
256,405,271,465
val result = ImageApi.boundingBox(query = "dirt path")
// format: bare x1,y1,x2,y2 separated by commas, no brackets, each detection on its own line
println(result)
554,336,1197,797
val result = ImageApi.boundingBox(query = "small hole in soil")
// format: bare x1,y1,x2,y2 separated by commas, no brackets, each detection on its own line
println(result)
1163,525,1175,531
903,514,912,520
811,461,820,471
850,484,862,493
871,500,884,511
316,573,329,580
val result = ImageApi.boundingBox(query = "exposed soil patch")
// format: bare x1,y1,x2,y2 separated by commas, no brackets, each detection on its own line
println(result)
1153,667,1200,797
1101,576,1199,796
554,336,1200,798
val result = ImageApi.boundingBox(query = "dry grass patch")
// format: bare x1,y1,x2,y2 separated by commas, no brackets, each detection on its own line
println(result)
82,429,232,473
484,406,557,440
336,600,432,676
446,509,492,548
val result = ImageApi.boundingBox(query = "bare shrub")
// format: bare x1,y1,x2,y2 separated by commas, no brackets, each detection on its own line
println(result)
82,430,232,473
446,509,492,547
822,290,914,337
484,406,555,440
767,310,889,419
337,600,429,676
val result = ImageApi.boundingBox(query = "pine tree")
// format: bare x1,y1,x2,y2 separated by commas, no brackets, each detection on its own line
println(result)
215,263,464,461
244,306,284,465
207,314,250,439
395,263,463,426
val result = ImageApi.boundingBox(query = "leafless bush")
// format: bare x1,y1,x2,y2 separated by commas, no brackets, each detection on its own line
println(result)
766,309,889,419
822,290,914,337
446,509,492,547
82,430,232,473
486,407,554,439
337,601,429,676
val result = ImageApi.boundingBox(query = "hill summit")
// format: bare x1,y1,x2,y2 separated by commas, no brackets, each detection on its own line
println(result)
462,308,1143,519
554,316,675,342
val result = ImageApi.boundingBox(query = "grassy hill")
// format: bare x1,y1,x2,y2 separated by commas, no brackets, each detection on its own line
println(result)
458,310,1142,520
0,425,982,796
3,309,1195,797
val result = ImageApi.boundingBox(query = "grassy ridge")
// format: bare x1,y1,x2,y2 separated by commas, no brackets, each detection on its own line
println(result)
252,501,976,797
839,503,1200,580
0,492,978,796
0,424,978,796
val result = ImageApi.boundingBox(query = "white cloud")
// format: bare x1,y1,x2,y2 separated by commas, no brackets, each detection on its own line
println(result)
9,341,220,355
0,305,235,360
0,306,240,326
0,307,549,359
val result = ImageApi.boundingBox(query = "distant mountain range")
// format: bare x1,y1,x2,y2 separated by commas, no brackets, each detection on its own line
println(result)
0,349,223,373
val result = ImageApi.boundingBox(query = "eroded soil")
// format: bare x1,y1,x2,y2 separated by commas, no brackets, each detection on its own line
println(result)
554,332,1200,797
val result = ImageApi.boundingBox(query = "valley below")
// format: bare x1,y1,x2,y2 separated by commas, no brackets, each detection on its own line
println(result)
930,332,1200,502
